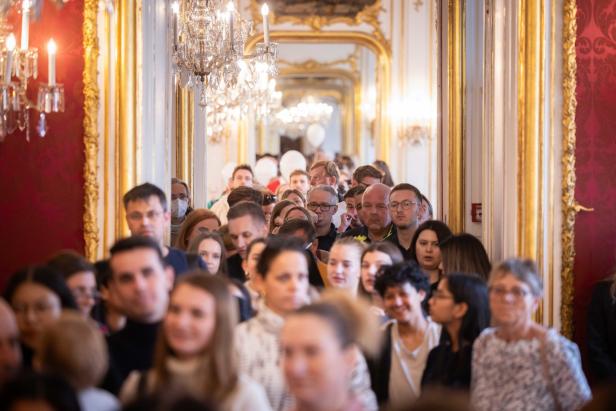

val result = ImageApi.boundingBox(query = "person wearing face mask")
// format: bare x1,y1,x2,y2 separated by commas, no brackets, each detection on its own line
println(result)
171,178,193,246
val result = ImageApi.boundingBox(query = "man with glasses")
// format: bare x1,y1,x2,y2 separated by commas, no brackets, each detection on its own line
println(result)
388,183,423,259
123,183,205,276
307,185,339,252
308,160,347,228
342,183,395,244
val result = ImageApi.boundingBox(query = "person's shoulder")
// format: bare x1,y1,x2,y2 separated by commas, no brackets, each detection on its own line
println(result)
340,226,365,238
79,387,120,411
228,374,273,411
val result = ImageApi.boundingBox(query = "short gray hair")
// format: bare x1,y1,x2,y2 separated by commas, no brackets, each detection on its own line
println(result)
488,258,543,297
308,184,338,203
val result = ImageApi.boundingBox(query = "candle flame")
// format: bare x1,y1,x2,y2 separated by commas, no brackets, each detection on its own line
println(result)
47,39,57,54
261,3,269,16
6,34,16,51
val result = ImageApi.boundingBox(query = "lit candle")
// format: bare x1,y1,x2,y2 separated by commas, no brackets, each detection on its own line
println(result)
227,2,234,50
47,39,57,86
5,34,15,85
261,3,270,46
21,0,29,50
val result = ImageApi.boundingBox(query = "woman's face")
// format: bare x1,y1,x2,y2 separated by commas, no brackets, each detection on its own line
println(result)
198,238,222,275
415,229,442,271
489,273,537,328
261,251,309,316
243,242,266,281
11,283,62,348
66,271,98,316
272,205,295,234
281,314,352,408
188,218,220,242
428,278,458,325
286,193,305,208
327,244,361,293
164,283,216,359
360,251,393,294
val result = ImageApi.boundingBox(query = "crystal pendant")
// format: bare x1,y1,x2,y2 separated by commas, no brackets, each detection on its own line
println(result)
37,113,48,137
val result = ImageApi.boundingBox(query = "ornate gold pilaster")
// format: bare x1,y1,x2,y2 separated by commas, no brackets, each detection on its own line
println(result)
175,85,194,192
115,0,141,238
83,0,99,260
560,0,577,339
447,0,465,232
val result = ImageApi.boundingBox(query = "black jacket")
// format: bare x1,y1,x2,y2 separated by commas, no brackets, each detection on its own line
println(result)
421,343,472,390
587,280,616,382
366,322,394,405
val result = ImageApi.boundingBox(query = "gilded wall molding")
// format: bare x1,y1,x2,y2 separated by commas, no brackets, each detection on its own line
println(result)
446,0,465,232
83,0,100,261
560,0,577,339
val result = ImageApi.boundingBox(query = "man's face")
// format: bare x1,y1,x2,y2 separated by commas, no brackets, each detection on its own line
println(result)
309,166,335,187
307,189,338,229
125,195,170,245
171,183,190,206
343,197,363,229
228,214,267,259
231,170,253,189
290,174,310,195
361,187,391,232
389,190,420,229
109,247,173,323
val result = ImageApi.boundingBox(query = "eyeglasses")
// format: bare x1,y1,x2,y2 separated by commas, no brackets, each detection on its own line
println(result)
362,203,389,211
489,286,530,300
389,200,418,210
263,194,277,203
127,210,163,221
431,290,454,300
307,202,336,211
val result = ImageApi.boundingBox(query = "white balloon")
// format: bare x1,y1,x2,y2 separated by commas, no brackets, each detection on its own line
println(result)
254,157,278,185
306,123,326,148
221,162,237,183
279,150,307,182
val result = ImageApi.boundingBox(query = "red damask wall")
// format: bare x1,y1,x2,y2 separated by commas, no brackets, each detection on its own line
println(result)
574,0,616,377
0,1,85,288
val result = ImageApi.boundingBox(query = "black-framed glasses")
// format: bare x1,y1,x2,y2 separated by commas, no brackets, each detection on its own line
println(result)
307,202,336,211
389,200,418,210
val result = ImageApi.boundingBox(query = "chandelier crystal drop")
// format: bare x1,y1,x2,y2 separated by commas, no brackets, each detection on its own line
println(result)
0,0,65,142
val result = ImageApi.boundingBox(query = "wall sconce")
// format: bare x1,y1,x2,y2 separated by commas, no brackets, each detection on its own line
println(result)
390,95,433,146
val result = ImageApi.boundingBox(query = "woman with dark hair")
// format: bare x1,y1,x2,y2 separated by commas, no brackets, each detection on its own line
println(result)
409,220,453,288
175,209,222,250
372,160,395,187
4,266,78,367
47,250,98,317
235,236,311,410
242,238,267,310
422,273,490,390
360,242,404,317
187,231,228,276
262,192,277,227
0,371,82,411
439,233,491,281
120,274,270,410
269,200,296,234
281,189,306,208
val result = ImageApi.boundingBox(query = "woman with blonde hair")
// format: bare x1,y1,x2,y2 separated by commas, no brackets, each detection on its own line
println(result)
327,237,366,297
471,258,591,411
280,290,381,411
37,311,119,411
175,209,221,250
120,274,271,411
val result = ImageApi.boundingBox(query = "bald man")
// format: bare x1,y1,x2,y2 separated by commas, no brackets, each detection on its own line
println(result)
0,298,22,383
341,183,394,243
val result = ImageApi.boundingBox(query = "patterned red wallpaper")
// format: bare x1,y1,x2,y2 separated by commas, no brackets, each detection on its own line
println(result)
0,1,85,288
574,0,616,377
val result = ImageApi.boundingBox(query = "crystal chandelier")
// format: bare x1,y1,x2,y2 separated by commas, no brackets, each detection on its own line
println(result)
172,0,278,108
274,97,333,138
0,0,65,142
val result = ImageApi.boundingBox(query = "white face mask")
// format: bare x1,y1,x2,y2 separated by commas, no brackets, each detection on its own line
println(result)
171,198,188,218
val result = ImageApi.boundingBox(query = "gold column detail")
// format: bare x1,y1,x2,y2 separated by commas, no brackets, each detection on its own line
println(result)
83,0,99,261
175,85,194,191
560,0,578,339
115,0,140,238
516,0,544,260
447,0,465,232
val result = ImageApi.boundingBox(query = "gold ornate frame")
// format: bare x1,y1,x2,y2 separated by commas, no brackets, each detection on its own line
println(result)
83,0,100,261
245,31,391,161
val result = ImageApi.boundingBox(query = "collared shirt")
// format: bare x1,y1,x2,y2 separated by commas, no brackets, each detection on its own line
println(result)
317,223,338,252
387,226,414,260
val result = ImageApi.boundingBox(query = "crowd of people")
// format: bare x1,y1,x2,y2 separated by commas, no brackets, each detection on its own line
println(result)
1,155,612,411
